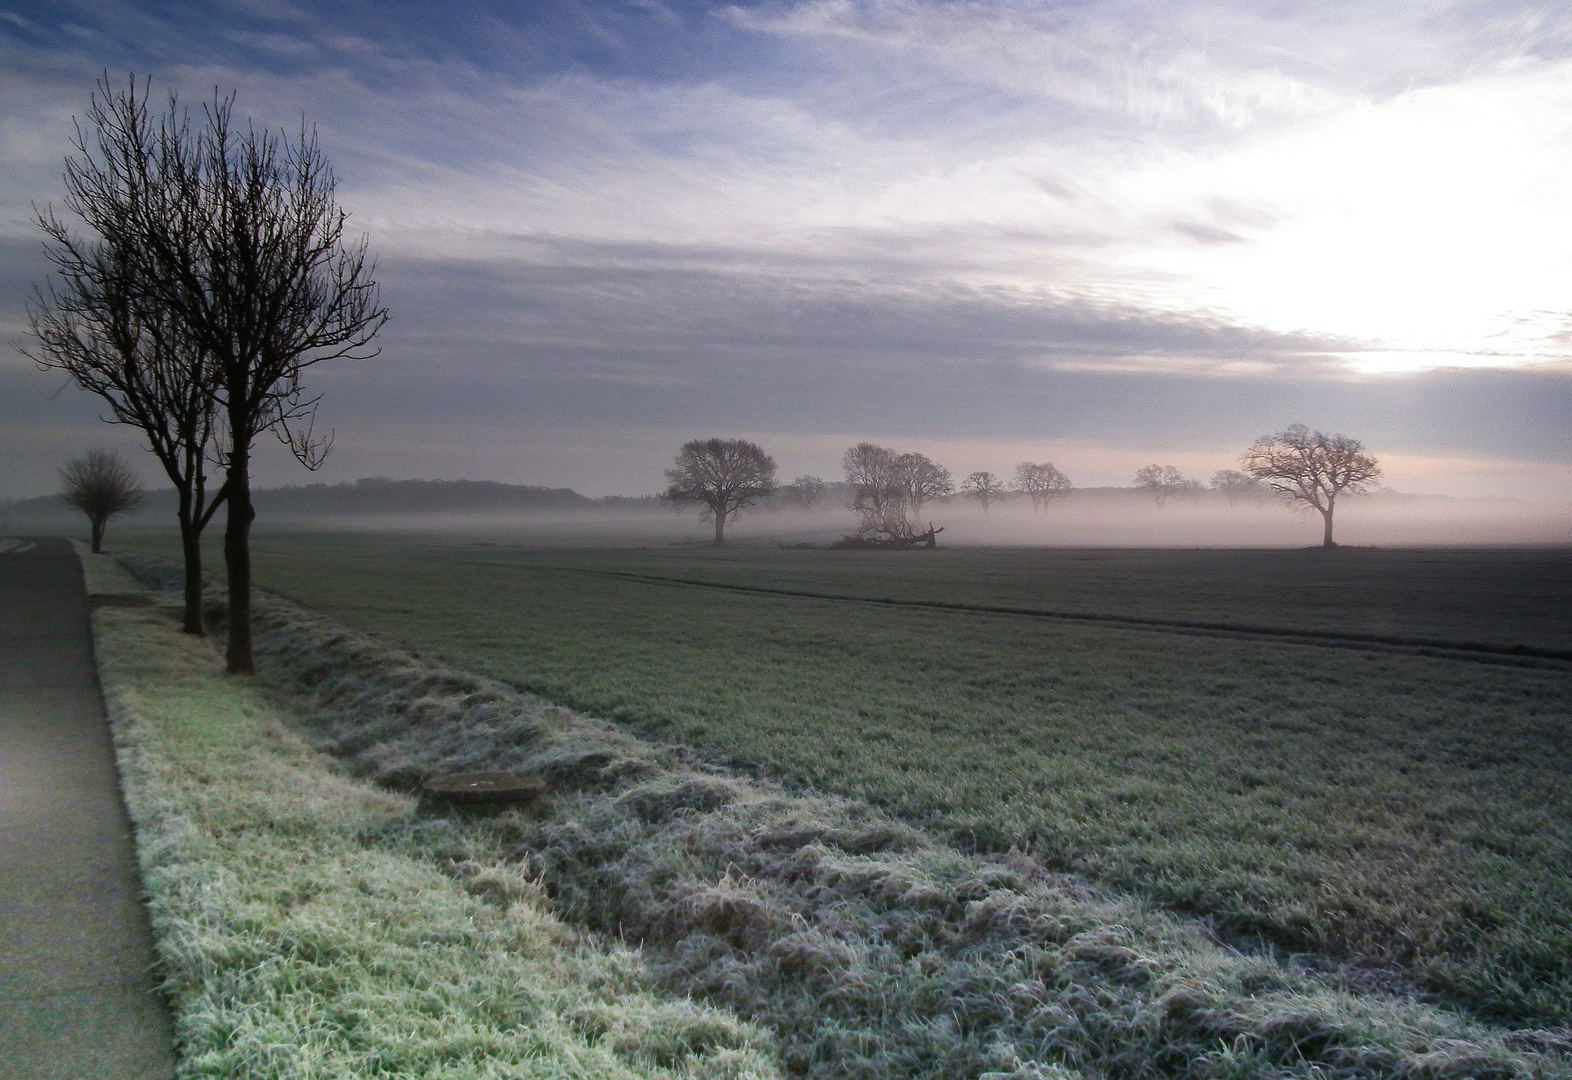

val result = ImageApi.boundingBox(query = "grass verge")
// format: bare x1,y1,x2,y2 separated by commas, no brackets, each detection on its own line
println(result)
112,549,1572,1079
81,546,778,1079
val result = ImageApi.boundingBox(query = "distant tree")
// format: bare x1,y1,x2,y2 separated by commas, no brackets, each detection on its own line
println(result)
895,452,953,518
60,448,143,553
665,437,777,545
1013,461,1072,512
1240,424,1380,547
843,442,914,540
25,77,227,634
961,471,1010,514
1210,469,1267,506
784,474,828,510
1133,464,1198,507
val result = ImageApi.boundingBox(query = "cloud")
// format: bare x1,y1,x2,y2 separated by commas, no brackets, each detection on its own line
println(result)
3,0,1571,500
729,0,1357,133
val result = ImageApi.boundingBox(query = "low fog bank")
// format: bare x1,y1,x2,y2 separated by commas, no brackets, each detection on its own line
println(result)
7,484,1566,550
710,491,1571,549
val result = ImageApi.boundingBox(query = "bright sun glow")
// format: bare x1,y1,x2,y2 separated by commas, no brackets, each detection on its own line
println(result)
1127,66,1572,366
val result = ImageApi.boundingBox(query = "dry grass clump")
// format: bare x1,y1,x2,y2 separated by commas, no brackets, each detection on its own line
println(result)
94,555,777,1079
523,787,1560,1079
110,553,1571,1080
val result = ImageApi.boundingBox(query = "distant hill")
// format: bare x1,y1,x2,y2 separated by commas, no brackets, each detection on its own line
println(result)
249,477,598,514
5,477,665,522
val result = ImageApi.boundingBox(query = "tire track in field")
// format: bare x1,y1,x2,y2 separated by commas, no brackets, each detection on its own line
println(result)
461,560,1572,669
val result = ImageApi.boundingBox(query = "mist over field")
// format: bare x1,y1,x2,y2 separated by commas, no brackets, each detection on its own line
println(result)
17,486,1564,552
721,493,1572,550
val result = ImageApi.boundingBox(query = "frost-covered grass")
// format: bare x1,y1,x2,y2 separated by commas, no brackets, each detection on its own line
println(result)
85,549,777,1079
160,534,1572,1028
110,548,1572,1079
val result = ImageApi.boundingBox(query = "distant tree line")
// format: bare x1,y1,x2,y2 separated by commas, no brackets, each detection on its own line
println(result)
663,425,1380,547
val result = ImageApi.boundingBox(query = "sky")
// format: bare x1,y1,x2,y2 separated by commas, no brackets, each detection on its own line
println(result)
3,0,1571,499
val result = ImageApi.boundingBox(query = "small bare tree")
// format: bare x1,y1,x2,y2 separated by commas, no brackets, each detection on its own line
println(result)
1133,464,1198,507
896,452,953,518
60,449,143,553
1013,461,1071,512
665,438,777,545
1210,469,1266,506
1241,425,1380,547
961,471,1010,514
785,475,828,510
844,442,913,540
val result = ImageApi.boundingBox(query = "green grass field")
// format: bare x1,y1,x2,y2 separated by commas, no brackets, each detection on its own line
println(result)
126,531,1572,1027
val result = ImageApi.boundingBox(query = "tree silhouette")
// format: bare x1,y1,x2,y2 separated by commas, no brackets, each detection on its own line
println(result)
844,443,914,540
1210,469,1266,506
961,471,1010,513
73,76,389,672
1013,462,1071,512
896,452,953,518
784,475,828,510
1133,464,1199,507
665,438,777,545
1241,425,1380,547
26,76,227,634
60,449,143,553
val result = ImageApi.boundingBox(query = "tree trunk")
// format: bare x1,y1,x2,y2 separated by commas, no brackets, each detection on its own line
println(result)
223,443,255,674
1321,504,1336,548
90,515,105,554
713,512,726,546
176,492,204,636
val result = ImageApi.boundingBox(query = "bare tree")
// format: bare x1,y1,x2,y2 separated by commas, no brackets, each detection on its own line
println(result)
843,442,913,540
784,474,828,510
1133,464,1199,508
1210,469,1266,506
895,452,953,518
60,449,143,553
104,78,387,673
1013,461,1071,512
1241,424,1380,547
665,438,777,545
25,77,226,634
961,471,1010,514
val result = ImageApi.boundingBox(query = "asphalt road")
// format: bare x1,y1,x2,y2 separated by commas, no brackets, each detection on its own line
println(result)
0,537,175,1079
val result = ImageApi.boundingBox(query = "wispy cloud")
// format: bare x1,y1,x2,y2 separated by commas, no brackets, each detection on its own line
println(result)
3,0,1570,498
